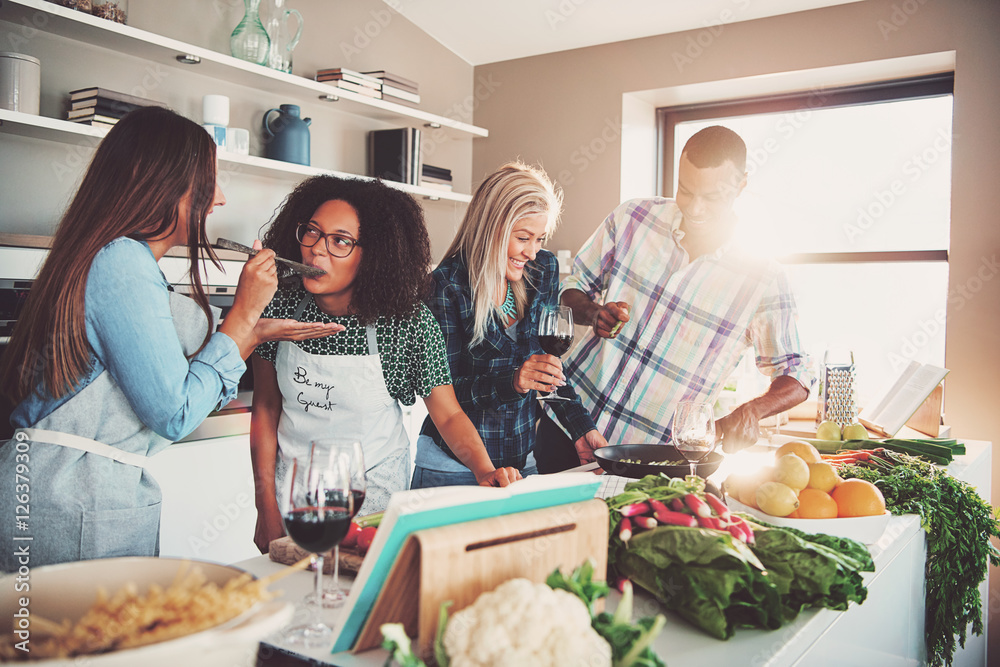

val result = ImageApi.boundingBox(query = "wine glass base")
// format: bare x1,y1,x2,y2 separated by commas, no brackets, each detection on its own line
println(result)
538,395,571,402
283,621,333,648
305,588,346,609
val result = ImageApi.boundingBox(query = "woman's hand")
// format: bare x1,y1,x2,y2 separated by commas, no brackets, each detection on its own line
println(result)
254,318,344,345
574,429,608,466
475,466,522,487
253,501,286,554
220,240,280,357
232,240,279,319
513,354,566,394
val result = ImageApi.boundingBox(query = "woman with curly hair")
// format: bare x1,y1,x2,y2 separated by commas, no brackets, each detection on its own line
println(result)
413,162,607,489
250,175,519,551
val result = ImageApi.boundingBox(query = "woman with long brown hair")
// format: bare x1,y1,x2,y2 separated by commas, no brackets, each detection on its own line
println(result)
0,106,337,570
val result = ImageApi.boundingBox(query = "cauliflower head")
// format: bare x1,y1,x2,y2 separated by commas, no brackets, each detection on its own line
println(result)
442,578,612,667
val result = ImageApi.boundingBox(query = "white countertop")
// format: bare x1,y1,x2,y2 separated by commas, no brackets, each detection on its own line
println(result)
235,440,992,666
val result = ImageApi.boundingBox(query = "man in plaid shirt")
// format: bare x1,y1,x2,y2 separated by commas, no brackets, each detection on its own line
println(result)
560,126,815,452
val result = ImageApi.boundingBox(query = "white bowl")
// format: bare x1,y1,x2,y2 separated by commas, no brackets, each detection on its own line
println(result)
0,557,293,667
726,496,891,544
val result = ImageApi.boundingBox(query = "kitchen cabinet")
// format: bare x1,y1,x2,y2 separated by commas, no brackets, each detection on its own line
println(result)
0,0,483,246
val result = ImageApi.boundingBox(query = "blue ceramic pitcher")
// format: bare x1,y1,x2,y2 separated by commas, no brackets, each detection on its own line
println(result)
262,104,311,165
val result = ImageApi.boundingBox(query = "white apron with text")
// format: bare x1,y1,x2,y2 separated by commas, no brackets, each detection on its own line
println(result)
274,295,410,515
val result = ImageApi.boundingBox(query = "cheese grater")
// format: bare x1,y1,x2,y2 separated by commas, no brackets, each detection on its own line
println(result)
816,350,856,429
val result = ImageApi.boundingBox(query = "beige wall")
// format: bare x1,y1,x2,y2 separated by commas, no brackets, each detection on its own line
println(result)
473,0,1000,653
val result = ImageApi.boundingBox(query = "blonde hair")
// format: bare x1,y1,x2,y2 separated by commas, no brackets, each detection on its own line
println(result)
443,161,563,346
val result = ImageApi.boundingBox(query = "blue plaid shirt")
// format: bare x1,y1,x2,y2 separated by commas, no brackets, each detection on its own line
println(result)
420,250,597,469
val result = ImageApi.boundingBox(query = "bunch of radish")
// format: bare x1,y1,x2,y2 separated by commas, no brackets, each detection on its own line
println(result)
616,492,755,545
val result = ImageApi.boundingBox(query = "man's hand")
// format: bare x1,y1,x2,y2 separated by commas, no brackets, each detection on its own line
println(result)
593,302,630,339
716,403,762,453
574,429,608,465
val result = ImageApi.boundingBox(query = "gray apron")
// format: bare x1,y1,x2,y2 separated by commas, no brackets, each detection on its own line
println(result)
274,294,410,516
0,293,218,571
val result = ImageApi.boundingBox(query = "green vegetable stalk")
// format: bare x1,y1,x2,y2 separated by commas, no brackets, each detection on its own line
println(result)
839,455,1000,667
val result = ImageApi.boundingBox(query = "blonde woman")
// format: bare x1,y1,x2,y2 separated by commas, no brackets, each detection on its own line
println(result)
412,162,607,488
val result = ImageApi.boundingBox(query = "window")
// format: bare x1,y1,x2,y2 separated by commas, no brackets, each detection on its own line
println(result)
659,75,953,405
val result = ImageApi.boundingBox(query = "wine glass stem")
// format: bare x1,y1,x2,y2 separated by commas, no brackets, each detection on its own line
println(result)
332,546,341,594
313,553,324,621
689,461,698,478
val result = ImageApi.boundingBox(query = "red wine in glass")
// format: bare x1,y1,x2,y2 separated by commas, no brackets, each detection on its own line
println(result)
283,505,351,554
539,334,573,356
350,489,367,519
538,305,574,402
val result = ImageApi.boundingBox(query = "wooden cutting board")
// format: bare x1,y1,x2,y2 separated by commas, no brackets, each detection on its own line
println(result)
268,536,365,575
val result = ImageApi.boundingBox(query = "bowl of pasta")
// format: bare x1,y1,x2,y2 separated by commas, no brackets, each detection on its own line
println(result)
0,557,294,666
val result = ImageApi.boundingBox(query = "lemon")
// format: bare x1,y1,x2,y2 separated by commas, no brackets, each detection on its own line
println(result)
807,461,841,493
842,423,869,441
774,454,810,491
756,481,800,517
774,440,822,464
816,420,842,441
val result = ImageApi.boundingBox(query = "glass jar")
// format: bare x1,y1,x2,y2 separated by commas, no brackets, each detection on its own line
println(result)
92,0,128,24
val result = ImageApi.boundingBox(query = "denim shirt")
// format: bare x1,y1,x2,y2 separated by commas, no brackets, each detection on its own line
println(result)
420,249,596,469
11,238,245,441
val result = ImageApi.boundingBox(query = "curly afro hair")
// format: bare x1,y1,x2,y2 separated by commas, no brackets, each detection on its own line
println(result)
261,175,432,325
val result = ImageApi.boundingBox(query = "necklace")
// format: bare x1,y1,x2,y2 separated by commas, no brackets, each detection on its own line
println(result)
500,282,517,320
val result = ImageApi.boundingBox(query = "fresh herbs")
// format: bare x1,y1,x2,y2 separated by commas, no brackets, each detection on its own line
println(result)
605,475,874,640
547,561,667,667
839,454,1000,667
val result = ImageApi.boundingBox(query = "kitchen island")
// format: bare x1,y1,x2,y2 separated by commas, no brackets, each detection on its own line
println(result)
238,440,992,666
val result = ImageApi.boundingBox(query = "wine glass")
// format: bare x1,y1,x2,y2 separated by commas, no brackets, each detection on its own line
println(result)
537,305,574,403
311,439,366,609
280,444,354,646
672,401,717,478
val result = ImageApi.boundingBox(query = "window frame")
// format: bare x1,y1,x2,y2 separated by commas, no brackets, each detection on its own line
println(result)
657,73,954,265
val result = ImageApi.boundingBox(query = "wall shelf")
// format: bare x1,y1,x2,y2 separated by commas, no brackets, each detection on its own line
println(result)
0,108,472,203
0,0,488,139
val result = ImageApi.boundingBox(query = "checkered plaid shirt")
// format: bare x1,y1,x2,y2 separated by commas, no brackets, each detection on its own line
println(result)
421,250,597,469
561,198,815,446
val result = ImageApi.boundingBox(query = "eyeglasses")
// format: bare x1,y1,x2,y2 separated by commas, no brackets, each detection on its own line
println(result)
295,223,361,258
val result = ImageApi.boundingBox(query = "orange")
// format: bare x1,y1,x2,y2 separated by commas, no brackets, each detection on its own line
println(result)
807,462,841,493
774,440,822,465
796,488,839,519
831,479,886,517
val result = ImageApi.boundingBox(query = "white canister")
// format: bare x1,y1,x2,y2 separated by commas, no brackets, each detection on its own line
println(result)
0,53,41,115
202,94,230,127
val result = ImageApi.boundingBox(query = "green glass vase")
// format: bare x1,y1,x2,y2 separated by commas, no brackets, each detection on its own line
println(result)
230,0,271,66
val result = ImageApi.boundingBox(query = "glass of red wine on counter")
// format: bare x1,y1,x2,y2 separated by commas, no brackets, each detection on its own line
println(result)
672,401,718,478
312,439,367,609
537,305,574,403
280,443,355,646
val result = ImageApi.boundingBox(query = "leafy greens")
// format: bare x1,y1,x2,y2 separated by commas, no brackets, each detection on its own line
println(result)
840,455,1000,667
605,475,874,640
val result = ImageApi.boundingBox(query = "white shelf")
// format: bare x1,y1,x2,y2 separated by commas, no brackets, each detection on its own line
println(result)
0,0,488,139
0,109,472,203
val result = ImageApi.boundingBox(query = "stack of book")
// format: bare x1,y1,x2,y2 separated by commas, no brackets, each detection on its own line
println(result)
362,70,420,107
420,164,453,192
314,68,382,99
66,87,162,130
368,128,421,185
